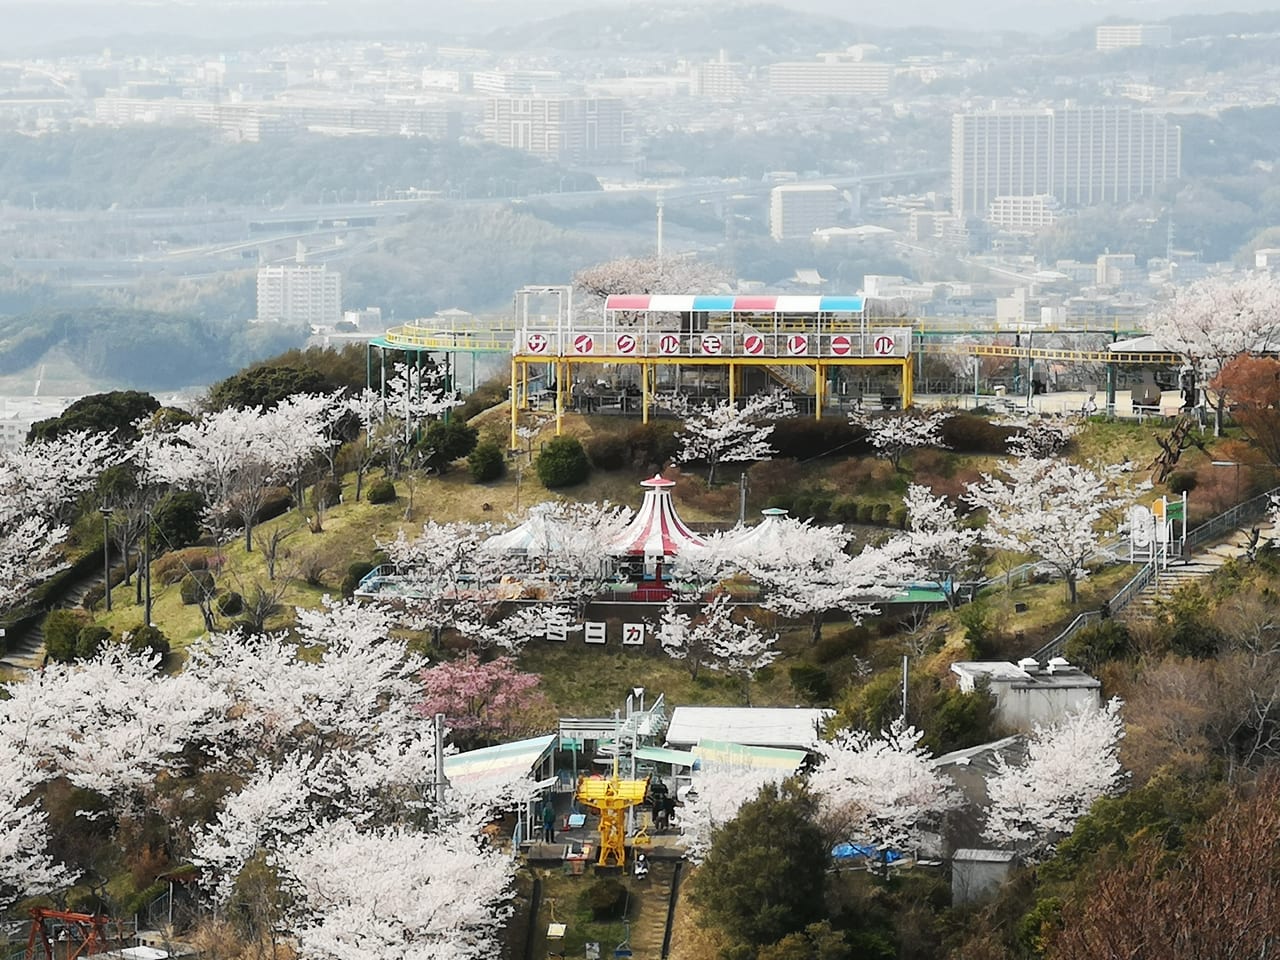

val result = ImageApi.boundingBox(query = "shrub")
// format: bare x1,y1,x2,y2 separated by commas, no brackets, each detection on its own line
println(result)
1167,472,1198,495
890,505,909,530
856,503,875,524
367,479,397,504
586,433,629,470
151,490,205,550
625,422,680,470
180,571,216,605
420,420,479,472
342,561,377,598
310,478,342,509
1064,620,1131,671
468,442,506,482
872,502,891,524
45,610,89,663
216,591,244,616
256,486,293,524
809,496,832,522
75,626,111,660
813,625,868,664
121,624,170,660
941,414,1016,454
792,494,814,519
747,458,803,504
536,436,591,488
456,377,510,421
582,878,629,921
831,496,860,524
789,664,833,703
769,418,867,460
152,547,213,585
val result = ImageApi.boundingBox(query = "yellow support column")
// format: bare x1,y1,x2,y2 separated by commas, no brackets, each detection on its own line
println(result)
728,361,736,405
641,360,650,424
555,361,565,435
814,363,824,420
509,356,518,452
902,358,915,409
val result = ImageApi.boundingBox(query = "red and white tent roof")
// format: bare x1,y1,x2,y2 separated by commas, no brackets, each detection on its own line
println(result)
611,475,707,560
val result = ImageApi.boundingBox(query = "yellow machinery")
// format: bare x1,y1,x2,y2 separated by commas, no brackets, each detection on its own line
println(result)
576,769,650,867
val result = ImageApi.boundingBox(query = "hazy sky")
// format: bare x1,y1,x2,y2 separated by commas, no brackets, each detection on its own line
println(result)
2,0,1279,51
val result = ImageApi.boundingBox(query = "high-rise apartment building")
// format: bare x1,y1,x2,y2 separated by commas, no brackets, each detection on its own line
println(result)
951,106,1180,219
693,51,748,99
1096,24,1173,51
769,184,840,241
484,96,632,164
257,265,342,326
766,56,892,97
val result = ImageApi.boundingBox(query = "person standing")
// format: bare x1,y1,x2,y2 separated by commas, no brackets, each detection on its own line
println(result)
541,798,556,843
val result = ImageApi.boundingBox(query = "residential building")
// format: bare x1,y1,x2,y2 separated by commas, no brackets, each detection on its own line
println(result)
769,183,840,240
987,194,1059,231
766,50,892,97
1096,24,1173,51
951,106,1179,218
484,96,632,164
692,51,747,99
257,265,342,326
1096,253,1143,288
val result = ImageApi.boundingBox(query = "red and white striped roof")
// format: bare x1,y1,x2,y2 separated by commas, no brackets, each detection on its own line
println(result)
611,475,707,559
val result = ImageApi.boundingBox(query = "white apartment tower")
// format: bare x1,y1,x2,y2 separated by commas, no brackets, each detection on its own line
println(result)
951,105,1180,219
484,96,632,164
257,265,342,326
1096,24,1173,50
770,184,840,241
766,52,892,97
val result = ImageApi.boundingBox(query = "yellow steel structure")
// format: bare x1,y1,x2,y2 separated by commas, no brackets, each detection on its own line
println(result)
576,771,651,867
509,354,912,448
919,341,1181,365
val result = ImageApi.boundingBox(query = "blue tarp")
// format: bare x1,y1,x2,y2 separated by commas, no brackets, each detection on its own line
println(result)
831,843,905,862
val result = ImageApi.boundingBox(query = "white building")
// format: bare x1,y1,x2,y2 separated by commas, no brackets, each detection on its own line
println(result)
1096,24,1173,51
692,51,748,99
769,183,839,241
484,96,632,164
257,265,342,326
951,106,1180,218
950,657,1101,733
766,51,892,97
987,194,1059,231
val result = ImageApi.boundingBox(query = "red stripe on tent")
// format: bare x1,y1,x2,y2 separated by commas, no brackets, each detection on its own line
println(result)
605,295,651,310
733,296,778,312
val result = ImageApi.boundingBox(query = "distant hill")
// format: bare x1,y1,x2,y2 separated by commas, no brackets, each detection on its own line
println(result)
481,2,868,58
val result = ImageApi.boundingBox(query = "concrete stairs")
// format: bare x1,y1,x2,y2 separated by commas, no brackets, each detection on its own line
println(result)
0,567,108,672
1120,524,1275,621
627,859,680,959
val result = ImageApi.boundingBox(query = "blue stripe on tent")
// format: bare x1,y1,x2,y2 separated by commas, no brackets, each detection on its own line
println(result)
691,296,737,310
819,296,865,312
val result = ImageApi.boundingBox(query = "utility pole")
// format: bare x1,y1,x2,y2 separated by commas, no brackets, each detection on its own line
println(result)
144,513,152,627
101,508,113,612
901,655,909,722
656,191,665,259
738,472,748,526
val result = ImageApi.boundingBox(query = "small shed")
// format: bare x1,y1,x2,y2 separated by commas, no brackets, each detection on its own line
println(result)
951,657,1101,732
952,848,1017,904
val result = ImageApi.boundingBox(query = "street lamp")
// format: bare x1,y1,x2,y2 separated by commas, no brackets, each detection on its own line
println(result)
1211,460,1242,502
101,508,113,612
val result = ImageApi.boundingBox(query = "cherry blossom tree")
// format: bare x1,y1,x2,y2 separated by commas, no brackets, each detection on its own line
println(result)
275,818,517,960
674,392,794,485
1004,414,1081,459
964,457,1127,604
680,764,788,864
809,720,958,852
573,255,729,323
657,595,778,699
1147,273,1280,434
851,410,951,470
901,484,981,608
982,699,1126,861
740,517,917,644
417,654,553,749
0,739,78,908
508,500,633,615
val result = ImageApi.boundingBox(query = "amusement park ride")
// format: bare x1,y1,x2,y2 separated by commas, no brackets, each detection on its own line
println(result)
363,284,1186,450
23,909,120,960
575,760,651,868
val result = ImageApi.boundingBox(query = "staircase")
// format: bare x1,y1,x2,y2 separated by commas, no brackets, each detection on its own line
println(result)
715,320,816,395
627,859,680,959
1119,524,1274,621
0,567,108,672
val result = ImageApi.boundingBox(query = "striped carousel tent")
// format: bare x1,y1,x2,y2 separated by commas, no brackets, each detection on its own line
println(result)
610,475,706,570
481,502,563,557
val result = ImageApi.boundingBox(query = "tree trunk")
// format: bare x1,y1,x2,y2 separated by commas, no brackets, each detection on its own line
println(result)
811,613,824,646
244,518,253,553
707,460,717,487
1067,574,1078,605
355,466,365,503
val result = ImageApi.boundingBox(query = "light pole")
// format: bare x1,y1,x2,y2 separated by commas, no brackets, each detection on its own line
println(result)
101,508,113,612
1211,460,1242,503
